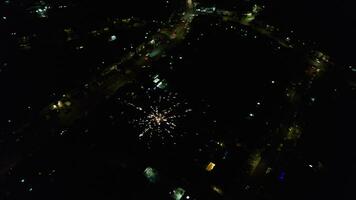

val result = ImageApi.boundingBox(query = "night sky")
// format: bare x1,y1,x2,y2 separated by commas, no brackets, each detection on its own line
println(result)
1,0,356,199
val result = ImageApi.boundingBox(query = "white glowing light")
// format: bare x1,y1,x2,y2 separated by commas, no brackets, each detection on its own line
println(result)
109,35,117,41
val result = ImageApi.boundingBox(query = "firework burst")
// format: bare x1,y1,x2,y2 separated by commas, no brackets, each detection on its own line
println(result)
123,87,192,143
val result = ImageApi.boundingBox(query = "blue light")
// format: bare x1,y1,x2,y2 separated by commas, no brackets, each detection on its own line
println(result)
278,171,286,182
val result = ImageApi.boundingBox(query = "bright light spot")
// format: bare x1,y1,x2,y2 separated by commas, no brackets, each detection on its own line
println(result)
309,164,313,168
206,162,216,172
76,45,84,50
265,167,272,174
143,167,158,183
57,101,63,108
211,185,223,195
172,188,185,200
59,130,66,136
153,75,160,83
35,5,50,18
157,82,164,89
109,35,117,41
187,0,193,8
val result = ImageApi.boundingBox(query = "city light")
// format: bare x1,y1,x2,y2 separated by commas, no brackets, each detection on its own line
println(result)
206,162,216,172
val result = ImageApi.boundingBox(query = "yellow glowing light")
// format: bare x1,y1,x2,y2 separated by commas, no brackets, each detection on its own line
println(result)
248,151,262,175
187,0,193,8
57,101,63,108
206,162,216,172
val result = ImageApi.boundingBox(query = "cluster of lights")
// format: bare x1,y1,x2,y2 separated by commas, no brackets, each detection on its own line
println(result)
51,100,71,111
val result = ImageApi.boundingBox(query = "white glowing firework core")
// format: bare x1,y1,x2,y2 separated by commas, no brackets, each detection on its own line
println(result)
148,107,168,126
